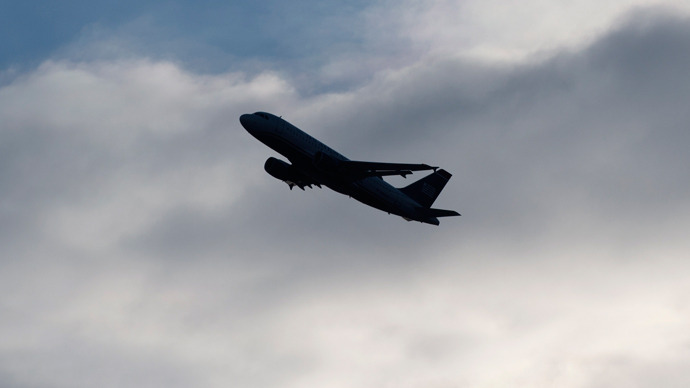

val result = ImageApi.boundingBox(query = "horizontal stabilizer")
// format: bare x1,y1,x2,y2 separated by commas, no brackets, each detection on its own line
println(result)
423,208,461,218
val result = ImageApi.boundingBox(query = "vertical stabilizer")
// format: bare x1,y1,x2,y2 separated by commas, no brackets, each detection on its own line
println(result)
399,169,452,208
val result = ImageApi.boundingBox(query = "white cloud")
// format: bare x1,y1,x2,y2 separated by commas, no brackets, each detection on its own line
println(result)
0,60,298,253
367,0,690,62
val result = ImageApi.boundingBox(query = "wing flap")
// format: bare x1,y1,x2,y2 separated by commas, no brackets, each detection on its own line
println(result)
342,161,437,172
340,161,437,178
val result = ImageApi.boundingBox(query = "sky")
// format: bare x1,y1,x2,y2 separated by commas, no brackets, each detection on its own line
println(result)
2,1,690,387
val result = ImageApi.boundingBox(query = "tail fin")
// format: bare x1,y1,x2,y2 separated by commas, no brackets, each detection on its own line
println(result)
399,169,453,208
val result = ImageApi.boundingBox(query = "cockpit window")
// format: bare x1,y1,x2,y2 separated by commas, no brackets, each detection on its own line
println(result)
255,112,269,120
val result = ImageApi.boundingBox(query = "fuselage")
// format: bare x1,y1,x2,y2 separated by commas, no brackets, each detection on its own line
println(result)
240,112,425,221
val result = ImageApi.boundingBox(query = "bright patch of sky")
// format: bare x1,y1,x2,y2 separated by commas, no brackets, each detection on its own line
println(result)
1,1,369,74
375,0,690,62
4,1,690,86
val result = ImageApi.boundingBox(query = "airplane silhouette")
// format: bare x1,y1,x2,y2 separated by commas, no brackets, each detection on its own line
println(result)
240,112,460,225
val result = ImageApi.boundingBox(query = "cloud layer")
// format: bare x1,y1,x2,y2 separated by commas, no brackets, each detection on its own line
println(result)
1,5,690,388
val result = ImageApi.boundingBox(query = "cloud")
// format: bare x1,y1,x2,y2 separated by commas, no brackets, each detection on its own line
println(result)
1,8,690,388
368,0,690,61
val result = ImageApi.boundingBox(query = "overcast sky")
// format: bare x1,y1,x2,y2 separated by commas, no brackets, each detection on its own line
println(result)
2,1,690,387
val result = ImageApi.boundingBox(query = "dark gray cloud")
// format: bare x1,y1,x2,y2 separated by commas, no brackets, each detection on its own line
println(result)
1,9,690,388
309,10,690,246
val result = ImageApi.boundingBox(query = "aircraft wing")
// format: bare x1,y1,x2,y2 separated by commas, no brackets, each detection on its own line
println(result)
340,160,437,178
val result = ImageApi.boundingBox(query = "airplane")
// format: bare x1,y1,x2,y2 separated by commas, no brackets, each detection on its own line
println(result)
240,111,460,225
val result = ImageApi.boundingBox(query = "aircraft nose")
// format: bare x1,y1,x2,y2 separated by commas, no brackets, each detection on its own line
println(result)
240,113,260,137
239,113,252,129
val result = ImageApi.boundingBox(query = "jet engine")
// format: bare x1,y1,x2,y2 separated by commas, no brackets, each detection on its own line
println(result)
264,157,312,190
264,157,296,181
313,151,341,172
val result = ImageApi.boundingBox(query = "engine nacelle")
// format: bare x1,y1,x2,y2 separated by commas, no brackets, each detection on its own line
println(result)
313,151,341,172
264,157,315,190
264,157,296,181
